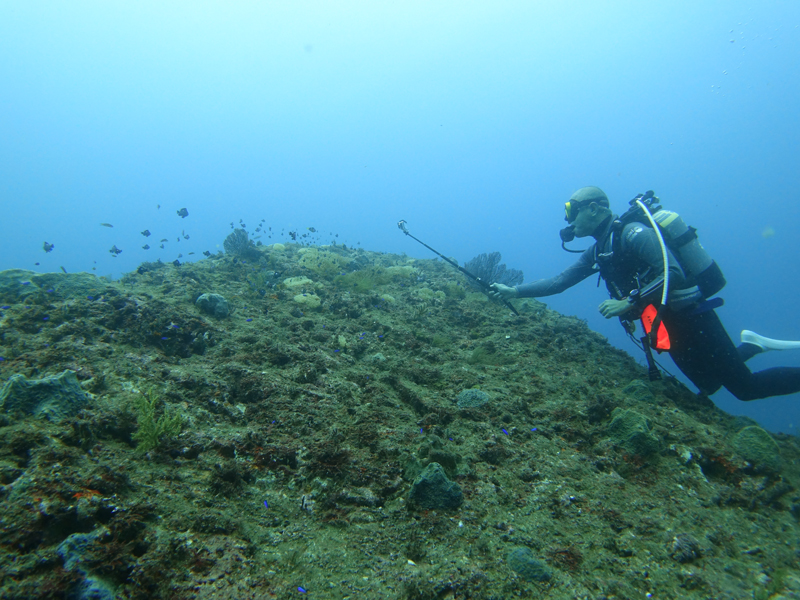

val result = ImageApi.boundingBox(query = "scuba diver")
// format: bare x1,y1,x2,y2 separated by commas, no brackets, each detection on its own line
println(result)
490,186,800,402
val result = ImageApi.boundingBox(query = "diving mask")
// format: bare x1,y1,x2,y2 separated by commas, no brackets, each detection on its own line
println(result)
564,200,586,224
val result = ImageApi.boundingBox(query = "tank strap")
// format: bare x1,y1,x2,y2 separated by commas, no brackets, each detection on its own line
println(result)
689,296,724,315
671,226,697,248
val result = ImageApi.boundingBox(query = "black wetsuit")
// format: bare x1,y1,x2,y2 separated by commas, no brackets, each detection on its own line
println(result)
516,217,800,401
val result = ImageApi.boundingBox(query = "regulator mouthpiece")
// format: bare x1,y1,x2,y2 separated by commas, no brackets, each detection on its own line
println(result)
559,224,576,244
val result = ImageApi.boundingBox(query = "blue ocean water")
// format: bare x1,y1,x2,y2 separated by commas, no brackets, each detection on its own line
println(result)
1,2,798,432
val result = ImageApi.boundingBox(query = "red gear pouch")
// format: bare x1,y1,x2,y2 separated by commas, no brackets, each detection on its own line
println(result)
641,304,670,351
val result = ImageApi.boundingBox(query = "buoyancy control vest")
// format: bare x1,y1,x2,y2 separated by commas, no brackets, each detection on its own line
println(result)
601,191,726,302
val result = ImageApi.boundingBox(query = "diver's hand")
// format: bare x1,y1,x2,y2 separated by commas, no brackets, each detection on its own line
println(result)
489,283,519,301
599,299,633,319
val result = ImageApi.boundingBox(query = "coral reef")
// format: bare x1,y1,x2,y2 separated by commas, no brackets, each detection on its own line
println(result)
506,546,552,582
456,388,490,409
0,370,90,421
297,247,352,279
408,462,463,509
222,228,259,259
0,243,799,599
607,407,661,457
463,251,524,286
731,425,782,473
195,293,230,318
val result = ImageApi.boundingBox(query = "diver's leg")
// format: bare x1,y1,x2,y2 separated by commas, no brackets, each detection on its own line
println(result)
662,313,800,401
721,330,800,400
738,341,763,362
739,368,800,400
661,309,727,396
733,331,800,398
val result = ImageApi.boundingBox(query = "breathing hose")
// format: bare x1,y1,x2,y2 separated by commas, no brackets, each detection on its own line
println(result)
634,198,669,352
634,199,669,306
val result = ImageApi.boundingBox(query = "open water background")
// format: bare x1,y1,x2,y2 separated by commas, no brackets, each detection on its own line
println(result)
1,1,799,433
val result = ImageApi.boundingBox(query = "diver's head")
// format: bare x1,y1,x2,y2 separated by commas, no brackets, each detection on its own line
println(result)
564,186,611,238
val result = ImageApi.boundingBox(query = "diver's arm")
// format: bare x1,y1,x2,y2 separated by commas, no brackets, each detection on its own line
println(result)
513,249,597,298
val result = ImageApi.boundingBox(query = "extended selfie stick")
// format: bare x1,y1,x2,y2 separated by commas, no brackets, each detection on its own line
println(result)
397,220,519,316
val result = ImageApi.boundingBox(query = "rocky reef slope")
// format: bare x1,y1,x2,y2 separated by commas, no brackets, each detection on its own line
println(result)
0,242,798,599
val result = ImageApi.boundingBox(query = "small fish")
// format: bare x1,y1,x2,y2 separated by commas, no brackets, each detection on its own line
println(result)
177,253,183,258
183,234,189,240
141,230,151,237
34,262,40,266
188,252,195,255
172,259,181,266
100,223,114,228
43,241,54,253
160,238,168,242
307,227,316,233
177,208,189,218
109,245,122,256
203,250,211,257
60,266,67,274
142,244,150,250
159,244,165,249
157,204,160,209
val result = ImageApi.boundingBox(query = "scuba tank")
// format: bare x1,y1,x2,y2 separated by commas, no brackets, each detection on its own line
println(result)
629,191,726,299
649,207,726,299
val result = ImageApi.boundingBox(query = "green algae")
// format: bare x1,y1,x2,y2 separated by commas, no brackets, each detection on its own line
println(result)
131,389,184,453
468,341,516,365
334,267,391,293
